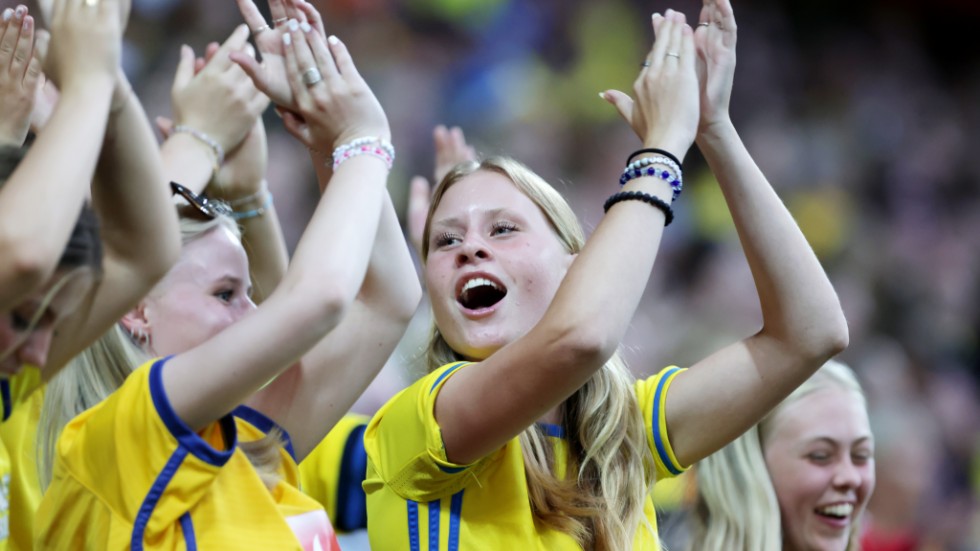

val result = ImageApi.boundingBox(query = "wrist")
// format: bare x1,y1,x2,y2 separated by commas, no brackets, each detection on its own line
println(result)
213,181,269,205
110,70,132,115
695,117,736,147
641,136,691,164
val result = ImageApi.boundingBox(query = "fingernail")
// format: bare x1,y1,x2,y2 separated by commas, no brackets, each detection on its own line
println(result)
14,6,25,19
287,19,299,31
327,35,339,45
300,22,311,33
665,8,674,17
2,9,12,22
598,92,606,100
652,12,661,20
282,33,291,46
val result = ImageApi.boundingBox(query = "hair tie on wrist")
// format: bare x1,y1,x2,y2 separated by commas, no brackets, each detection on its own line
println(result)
603,190,674,226
627,148,681,169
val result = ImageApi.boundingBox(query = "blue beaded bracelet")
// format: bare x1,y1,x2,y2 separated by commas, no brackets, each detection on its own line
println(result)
620,159,683,201
229,191,274,220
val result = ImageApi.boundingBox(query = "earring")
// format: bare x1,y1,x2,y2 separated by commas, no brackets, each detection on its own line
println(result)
130,327,149,347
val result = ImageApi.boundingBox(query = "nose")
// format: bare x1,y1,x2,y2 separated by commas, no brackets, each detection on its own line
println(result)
832,458,862,490
455,235,492,267
17,327,53,368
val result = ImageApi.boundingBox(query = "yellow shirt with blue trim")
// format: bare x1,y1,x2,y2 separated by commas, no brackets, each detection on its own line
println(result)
299,413,370,532
363,362,688,550
34,357,341,550
0,367,44,551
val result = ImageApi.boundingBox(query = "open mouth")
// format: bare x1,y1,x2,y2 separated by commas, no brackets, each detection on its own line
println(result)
457,277,507,311
814,503,853,521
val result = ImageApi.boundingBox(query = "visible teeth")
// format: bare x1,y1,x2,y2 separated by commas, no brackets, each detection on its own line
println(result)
816,503,853,517
462,277,499,294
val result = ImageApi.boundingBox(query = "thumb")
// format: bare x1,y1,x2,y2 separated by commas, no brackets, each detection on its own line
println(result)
280,109,314,149
155,116,175,139
408,176,432,254
173,45,195,91
600,89,635,126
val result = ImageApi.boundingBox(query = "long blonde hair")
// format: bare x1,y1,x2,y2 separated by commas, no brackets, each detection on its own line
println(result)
422,158,654,550
39,212,283,490
690,360,867,551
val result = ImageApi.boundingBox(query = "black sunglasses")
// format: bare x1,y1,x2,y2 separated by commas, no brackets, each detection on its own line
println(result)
170,182,231,219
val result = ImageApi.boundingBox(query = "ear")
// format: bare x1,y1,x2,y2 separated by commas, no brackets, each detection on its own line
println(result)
119,303,150,338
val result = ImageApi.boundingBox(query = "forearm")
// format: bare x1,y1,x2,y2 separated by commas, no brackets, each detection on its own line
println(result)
698,121,847,353
159,133,216,193
358,195,422,318
237,182,288,303
92,76,180,271
0,80,113,302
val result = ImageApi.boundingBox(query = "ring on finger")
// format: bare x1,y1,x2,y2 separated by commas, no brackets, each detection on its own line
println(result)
273,17,289,26
641,59,652,68
698,22,711,27
84,0,98,6
302,67,323,87
665,52,680,59
252,24,271,35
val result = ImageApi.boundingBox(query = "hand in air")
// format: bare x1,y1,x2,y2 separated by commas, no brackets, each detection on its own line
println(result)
0,6,43,146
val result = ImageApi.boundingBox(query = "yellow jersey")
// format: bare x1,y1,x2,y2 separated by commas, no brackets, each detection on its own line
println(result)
363,362,688,550
299,414,370,533
35,357,341,550
0,367,44,551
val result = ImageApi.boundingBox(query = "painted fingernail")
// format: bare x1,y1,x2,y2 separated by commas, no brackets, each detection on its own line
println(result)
300,21,311,33
282,33,291,46
287,19,299,31
2,9,13,22
327,35,339,45
665,8,674,17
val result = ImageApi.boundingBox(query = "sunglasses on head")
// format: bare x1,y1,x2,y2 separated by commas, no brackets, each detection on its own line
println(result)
170,182,231,219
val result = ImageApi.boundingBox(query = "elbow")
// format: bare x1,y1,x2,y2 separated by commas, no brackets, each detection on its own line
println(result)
395,280,424,323
781,311,850,364
1,242,53,294
546,323,619,374
295,279,353,335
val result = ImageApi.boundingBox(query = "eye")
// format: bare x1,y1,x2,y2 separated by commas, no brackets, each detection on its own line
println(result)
851,450,873,465
215,289,235,303
491,221,517,236
807,451,832,464
10,311,30,331
434,232,462,248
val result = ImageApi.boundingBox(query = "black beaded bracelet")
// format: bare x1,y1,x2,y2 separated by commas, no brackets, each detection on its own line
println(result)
603,191,674,226
627,148,681,170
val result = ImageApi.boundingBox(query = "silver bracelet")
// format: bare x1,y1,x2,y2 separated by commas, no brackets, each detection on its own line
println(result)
229,191,274,221
173,125,225,168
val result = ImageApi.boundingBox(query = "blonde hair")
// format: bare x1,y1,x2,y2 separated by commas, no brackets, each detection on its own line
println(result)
690,360,867,551
39,212,283,490
423,157,655,550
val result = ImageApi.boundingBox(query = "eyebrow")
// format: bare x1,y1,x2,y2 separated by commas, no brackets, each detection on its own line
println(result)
431,208,521,230
806,436,873,447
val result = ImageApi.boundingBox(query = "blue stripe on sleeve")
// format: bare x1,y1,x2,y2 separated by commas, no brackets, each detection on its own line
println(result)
537,423,566,438
428,498,441,551
448,491,464,551
1,378,10,421
149,356,236,466
652,366,683,475
429,362,467,394
231,405,297,462
407,500,420,551
131,449,188,550
180,513,197,551
335,424,368,531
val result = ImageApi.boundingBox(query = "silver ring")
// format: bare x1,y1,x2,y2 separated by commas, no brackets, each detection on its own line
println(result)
641,60,651,68
665,52,680,59
302,67,323,87
84,0,98,6
252,24,271,35
273,17,289,26
699,22,710,27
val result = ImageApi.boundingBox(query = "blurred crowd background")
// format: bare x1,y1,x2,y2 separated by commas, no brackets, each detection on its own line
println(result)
12,0,980,548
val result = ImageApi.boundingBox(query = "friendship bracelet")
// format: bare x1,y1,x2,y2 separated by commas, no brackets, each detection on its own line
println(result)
627,147,680,169
229,191,274,220
603,190,674,226
332,136,395,171
620,156,683,200
227,188,270,207
174,125,225,169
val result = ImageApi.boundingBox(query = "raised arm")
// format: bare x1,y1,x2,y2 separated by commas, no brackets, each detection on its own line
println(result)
0,2,115,311
435,11,700,464
43,61,182,372
661,0,847,466
163,26,390,432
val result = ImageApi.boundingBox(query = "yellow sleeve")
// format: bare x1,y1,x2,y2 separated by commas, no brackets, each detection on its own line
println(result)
299,413,369,532
364,362,494,502
636,366,689,480
0,385,44,551
0,367,42,423
52,357,237,538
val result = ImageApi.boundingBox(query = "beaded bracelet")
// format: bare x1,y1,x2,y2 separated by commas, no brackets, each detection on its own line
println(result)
174,125,225,169
627,147,680,169
332,137,395,171
229,191,274,221
620,157,683,200
603,190,674,226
